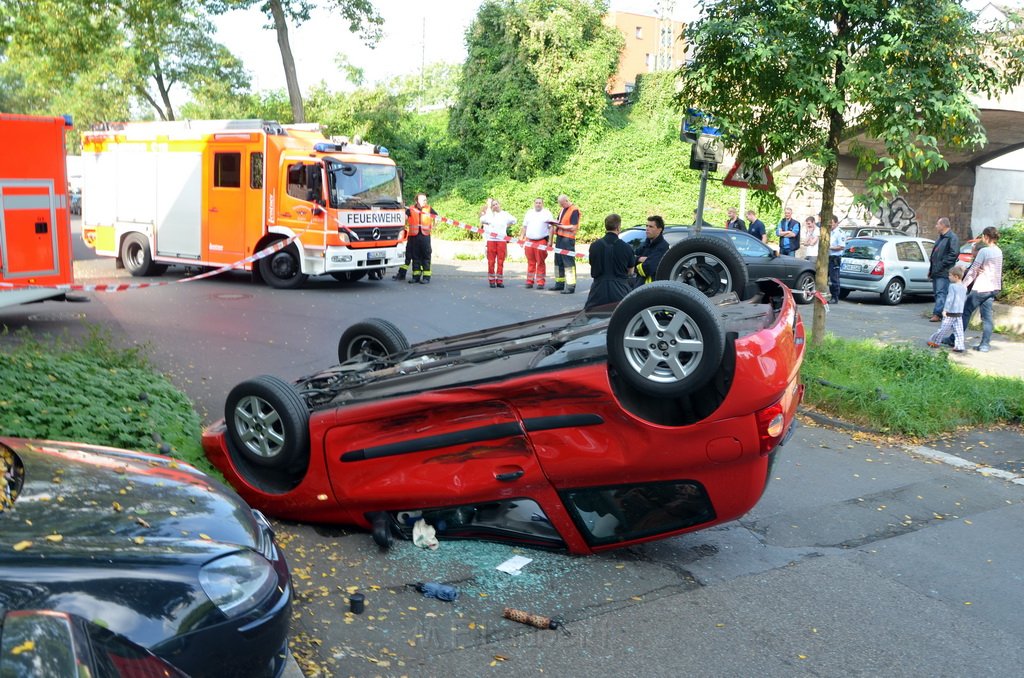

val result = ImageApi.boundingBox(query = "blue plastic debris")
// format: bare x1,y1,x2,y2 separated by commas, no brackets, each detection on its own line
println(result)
416,582,459,602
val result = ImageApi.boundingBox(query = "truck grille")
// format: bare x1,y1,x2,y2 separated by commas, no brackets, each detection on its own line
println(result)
347,226,404,242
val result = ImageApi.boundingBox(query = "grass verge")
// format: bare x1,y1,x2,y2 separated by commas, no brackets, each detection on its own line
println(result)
0,326,213,475
802,336,1024,437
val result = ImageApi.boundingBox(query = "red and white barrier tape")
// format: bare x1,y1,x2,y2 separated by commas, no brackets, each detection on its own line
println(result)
436,215,588,260
0,235,299,293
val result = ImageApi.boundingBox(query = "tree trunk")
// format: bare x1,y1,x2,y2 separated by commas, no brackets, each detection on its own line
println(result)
269,0,304,123
813,19,848,345
154,61,176,122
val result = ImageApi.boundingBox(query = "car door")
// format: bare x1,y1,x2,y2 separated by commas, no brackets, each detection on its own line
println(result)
721,230,794,283
893,240,931,293
323,396,563,539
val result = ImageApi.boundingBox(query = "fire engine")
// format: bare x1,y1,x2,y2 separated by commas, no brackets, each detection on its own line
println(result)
0,114,77,309
81,120,407,289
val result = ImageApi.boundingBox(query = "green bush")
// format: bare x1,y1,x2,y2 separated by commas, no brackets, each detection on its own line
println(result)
803,336,1024,436
0,328,210,474
997,222,1024,305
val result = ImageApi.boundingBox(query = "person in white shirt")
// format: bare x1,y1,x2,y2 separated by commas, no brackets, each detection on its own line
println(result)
519,197,554,289
480,199,517,288
959,226,1003,352
827,216,848,303
802,216,820,265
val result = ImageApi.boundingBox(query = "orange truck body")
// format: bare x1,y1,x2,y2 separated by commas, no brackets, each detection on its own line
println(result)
0,114,76,308
81,120,407,288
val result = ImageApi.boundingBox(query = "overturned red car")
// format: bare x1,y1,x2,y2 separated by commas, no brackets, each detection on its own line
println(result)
203,278,805,555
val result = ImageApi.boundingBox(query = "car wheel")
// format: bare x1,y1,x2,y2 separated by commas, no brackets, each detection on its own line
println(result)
881,278,905,305
259,244,308,289
225,375,309,469
120,233,167,277
607,281,725,398
654,235,751,299
794,272,816,305
338,318,411,363
330,271,367,283
839,289,852,300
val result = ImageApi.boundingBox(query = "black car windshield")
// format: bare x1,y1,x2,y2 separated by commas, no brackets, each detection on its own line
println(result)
326,160,402,209
844,238,884,259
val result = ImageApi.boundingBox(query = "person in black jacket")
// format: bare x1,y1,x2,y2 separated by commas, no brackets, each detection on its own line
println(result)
928,217,961,322
584,214,635,310
634,215,669,285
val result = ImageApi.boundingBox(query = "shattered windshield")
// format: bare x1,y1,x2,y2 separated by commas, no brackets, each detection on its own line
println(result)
326,160,402,210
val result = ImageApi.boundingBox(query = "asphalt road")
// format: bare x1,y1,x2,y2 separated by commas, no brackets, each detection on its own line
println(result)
2,236,1022,677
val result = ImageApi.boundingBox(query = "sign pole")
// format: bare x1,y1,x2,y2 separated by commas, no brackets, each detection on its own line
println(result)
695,163,709,234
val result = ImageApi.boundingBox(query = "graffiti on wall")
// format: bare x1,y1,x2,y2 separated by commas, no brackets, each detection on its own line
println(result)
876,196,919,236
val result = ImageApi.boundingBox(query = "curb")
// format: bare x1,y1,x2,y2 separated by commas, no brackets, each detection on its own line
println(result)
800,408,1024,488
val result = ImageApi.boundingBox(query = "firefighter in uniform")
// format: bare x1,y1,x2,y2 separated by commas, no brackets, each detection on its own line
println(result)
405,192,437,284
551,194,580,294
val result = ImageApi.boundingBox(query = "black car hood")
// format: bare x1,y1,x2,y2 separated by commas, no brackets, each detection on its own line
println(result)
0,438,271,650
0,437,259,552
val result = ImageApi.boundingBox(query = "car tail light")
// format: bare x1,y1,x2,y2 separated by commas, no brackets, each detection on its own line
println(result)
870,261,884,275
755,401,785,456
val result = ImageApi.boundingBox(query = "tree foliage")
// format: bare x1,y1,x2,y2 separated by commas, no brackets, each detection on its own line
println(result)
206,0,382,123
680,0,1024,342
0,0,248,126
450,0,623,180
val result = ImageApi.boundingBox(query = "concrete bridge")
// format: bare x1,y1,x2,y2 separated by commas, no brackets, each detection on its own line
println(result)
776,87,1024,242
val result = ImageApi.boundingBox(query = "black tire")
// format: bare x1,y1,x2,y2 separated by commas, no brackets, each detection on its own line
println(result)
794,272,816,305
881,278,905,305
655,234,751,300
839,289,852,300
225,375,309,469
338,318,410,363
330,271,368,283
259,243,308,289
120,233,167,277
607,281,725,398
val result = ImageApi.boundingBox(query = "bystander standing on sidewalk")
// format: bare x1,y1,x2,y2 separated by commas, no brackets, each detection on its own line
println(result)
960,226,1003,352
928,217,960,322
928,266,967,352
776,207,801,256
802,216,820,265
828,216,847,304
746,209,767,243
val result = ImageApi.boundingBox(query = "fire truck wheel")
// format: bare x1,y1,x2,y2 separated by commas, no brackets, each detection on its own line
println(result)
225,375,309,469
259,244,308,289
655,234,750,300
121,233,167,277
607,281,725,398
338,318,410,364
330,271,367,283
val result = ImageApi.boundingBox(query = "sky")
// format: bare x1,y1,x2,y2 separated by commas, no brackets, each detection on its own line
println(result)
213,1,699,93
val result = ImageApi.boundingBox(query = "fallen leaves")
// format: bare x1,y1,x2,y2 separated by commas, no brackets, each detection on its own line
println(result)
12,540,32,551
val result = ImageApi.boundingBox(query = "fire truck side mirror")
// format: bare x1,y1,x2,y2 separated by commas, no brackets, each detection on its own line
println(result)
312,205,324,217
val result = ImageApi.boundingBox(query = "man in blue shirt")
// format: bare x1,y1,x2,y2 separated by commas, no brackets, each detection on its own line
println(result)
775,207,801,256
746,209,766,243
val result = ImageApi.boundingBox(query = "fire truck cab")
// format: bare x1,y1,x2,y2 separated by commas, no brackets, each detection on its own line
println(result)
81,120,407,289
0,114,76,309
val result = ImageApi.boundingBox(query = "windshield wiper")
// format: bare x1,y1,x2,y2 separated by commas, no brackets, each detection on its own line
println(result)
371,199,402,208
339,196,371,209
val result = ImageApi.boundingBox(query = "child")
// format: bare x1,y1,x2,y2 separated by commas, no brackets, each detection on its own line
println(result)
927,266,967,352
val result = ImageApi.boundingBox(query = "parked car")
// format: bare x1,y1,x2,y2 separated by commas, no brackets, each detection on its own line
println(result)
958,238,981,267
836,225,906,241
0,609,187,677
203,280,805,555
838,236,935,305
0,438,292,678
620,225,818,304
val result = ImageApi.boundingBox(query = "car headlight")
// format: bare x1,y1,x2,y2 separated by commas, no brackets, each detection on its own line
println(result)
199,551,277,617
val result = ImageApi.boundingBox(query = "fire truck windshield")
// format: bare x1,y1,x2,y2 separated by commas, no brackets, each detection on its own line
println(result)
326,160,402,210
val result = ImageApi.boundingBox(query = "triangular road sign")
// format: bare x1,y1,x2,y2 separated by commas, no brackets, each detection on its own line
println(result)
723,160,775,191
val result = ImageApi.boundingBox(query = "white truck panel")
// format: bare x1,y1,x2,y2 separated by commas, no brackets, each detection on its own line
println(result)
155,152,202,258
114,147,156,225
82,152,117,233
